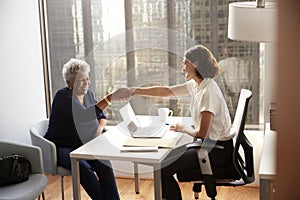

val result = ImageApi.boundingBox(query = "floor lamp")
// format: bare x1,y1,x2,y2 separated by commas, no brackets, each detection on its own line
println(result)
228,0,277,124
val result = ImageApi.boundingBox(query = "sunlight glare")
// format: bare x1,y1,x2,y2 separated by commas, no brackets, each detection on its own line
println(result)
101,0,125,41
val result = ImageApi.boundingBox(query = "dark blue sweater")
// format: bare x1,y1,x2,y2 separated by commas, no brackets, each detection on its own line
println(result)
44,87,106,148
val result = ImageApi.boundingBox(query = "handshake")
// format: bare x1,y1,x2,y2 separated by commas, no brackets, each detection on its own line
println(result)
109,88,136,102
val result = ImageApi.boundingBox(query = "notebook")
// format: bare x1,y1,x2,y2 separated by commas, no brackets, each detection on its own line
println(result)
119,103,169,138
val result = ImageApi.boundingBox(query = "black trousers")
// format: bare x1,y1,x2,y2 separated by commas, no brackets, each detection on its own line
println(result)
161,139,234,200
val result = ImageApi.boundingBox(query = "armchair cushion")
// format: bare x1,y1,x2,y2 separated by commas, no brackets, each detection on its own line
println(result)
0,174,48,200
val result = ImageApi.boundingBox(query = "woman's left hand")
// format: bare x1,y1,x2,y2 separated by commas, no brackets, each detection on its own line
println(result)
94,118,107,137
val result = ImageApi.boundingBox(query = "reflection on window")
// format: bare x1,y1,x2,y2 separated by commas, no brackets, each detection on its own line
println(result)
46,0,261,125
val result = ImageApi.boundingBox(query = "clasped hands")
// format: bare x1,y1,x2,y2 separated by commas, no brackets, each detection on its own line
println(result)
110,88,135,102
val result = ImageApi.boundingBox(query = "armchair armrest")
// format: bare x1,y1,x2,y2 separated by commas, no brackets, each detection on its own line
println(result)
30,127,57,175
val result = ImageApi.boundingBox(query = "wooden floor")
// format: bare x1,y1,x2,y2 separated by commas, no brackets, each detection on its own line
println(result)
42,175,259,200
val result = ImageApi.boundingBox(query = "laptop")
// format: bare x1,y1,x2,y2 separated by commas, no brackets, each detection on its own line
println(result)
119,103,169,138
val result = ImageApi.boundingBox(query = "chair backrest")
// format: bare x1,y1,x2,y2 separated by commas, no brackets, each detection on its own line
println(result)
232,89,252,142
231,89,254,184
30,119,57,175
0,140,44,174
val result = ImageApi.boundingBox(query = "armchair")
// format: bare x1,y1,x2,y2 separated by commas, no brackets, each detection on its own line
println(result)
177,89,254,199
30,119,72,200
0,140,48,200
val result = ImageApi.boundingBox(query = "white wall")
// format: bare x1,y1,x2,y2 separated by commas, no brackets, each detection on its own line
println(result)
263,42,277,124
0,0,47,144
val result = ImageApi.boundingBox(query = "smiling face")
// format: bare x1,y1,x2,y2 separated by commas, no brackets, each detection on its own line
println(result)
68,71,90,96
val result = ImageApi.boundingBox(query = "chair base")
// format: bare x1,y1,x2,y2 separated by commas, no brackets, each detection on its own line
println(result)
61,176,65,200
193,183,202,199
38,192,45,200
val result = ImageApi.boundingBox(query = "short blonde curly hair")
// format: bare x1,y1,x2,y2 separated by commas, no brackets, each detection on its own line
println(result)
62,58,90,84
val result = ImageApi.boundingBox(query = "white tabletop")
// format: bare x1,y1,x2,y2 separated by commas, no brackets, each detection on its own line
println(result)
70,116,194,164
259,123,277,179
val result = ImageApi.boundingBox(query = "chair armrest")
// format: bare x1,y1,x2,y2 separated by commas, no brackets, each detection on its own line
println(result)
30,127,57,175
186,140,224,150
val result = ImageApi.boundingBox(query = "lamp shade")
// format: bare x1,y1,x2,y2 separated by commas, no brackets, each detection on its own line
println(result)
228,1,277,42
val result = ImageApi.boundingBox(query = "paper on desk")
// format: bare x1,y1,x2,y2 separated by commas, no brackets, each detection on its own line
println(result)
163,131,184,140
120,146,158,152
123,138,178,148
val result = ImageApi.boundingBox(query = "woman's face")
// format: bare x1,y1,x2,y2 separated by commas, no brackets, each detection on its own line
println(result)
70,71,90,96
182,59,197,80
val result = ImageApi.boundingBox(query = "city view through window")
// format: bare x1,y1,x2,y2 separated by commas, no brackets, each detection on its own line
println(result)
45,0,262,126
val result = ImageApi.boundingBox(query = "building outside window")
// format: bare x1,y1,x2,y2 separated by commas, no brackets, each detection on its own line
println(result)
45,0,261,127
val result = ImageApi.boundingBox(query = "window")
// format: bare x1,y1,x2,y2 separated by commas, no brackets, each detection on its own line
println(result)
44,0,261,126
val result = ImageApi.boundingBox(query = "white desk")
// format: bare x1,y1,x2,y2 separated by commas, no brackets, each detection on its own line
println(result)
70,116,193,200
259,123,277,200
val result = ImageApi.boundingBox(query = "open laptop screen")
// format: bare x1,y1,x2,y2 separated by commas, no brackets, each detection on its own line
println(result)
127,121,139,134
119,103,140,126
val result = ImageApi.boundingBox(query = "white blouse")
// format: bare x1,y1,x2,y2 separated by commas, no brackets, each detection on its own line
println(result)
185,78,234,141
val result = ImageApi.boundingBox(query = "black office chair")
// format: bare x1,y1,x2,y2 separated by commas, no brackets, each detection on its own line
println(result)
176,89,254,199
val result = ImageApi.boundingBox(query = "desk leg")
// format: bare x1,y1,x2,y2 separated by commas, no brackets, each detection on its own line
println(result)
133,162,140,194
260,179,275,200
260,179,267,200
153,164,162,200
71,157,81,200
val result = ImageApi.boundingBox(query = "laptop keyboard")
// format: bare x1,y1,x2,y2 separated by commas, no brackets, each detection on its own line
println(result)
134,126,166,137
135,127,157,136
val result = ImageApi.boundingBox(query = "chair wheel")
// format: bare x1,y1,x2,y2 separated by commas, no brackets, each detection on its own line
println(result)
193,183,202,193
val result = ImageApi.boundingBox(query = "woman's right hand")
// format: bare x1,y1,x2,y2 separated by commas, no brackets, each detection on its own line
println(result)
170,122,184,132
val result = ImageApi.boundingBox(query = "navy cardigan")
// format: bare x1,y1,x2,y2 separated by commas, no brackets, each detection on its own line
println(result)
45,87,106,148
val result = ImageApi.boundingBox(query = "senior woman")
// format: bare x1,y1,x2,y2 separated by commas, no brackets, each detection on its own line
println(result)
45,58,129,200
